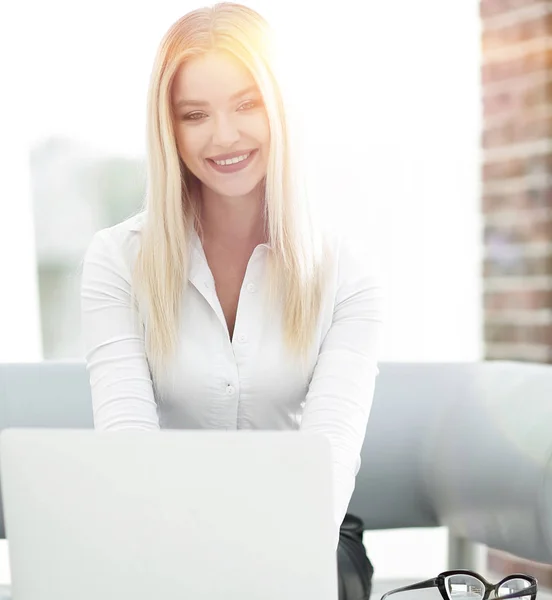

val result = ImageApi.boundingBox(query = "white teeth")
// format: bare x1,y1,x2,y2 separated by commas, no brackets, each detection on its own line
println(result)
213,152,251,166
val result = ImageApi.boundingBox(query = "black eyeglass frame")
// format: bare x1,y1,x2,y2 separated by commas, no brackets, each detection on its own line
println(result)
380,570,538,600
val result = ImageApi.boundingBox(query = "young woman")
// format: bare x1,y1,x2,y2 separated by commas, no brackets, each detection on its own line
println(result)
81,3,384,598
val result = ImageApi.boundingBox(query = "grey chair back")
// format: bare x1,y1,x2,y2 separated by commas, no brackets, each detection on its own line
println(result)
1,360,551,564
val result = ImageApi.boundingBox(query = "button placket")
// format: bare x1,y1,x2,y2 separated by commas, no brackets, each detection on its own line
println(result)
232,278,257,349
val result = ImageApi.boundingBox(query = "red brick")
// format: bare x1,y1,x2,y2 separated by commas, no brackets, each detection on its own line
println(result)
483,89,518,119
484,289,552,310
483,113,552,147
482,153,552,180
482,49,552,84
482,15,552,53
485,322,552,344
482,81,552,122
484,254,552,276
483,78,552,122
482,0,552,19
482,188,552,214
484,215,552,244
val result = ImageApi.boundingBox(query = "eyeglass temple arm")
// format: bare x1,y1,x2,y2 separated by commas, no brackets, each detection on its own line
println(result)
494,584,538,600
381,578,439,600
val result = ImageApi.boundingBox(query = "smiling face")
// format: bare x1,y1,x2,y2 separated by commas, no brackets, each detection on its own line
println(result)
171,50,270,201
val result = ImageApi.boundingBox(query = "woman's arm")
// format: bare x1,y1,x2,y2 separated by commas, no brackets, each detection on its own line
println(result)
80,229,160,431
300,237,385,538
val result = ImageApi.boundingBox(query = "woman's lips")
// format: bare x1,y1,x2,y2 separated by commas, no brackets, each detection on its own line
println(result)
206,149,258,174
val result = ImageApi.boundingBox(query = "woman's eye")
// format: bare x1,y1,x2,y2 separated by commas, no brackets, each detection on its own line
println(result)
238,99,260,111
182,112,206,121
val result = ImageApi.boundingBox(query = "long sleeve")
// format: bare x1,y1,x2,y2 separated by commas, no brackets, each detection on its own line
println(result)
300,237,385,543
80,229,160,431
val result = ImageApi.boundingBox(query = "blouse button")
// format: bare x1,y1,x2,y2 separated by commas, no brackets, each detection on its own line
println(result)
226,385,235,396
237,333,247,343
246,283,256,293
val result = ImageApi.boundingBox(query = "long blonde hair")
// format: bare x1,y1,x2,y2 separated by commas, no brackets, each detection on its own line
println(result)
134,2,328,376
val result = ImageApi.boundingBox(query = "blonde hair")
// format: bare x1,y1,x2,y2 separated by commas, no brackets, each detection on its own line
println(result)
134,2,328,376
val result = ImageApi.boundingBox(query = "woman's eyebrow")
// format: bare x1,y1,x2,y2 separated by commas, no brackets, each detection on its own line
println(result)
174,85,258,108
229,85,258,100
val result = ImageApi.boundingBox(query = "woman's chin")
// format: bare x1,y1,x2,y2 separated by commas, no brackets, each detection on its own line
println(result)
204,177,265,200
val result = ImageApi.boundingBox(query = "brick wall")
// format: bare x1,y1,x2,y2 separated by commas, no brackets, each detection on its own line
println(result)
481,0,552,583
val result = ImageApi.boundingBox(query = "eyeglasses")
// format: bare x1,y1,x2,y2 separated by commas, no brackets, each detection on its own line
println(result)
381,570,538,600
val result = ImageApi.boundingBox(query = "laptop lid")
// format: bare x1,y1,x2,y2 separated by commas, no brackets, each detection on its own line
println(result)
0,429,337,600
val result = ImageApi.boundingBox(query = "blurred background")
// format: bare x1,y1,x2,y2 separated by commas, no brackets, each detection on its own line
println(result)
1,0,549,588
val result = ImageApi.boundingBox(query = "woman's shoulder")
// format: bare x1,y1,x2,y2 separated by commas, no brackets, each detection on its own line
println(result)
83,211,146,275
90,211,145,244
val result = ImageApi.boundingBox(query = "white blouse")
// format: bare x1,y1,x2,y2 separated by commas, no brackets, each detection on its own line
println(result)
80,212,385,538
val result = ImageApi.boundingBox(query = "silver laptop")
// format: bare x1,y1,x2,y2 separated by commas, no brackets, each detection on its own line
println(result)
0,429,337,600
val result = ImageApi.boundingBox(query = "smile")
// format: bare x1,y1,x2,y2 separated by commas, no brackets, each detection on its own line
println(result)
213,152,251,166
206,149,258,174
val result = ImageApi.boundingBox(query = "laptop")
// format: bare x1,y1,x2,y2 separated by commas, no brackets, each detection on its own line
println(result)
0,429,337,600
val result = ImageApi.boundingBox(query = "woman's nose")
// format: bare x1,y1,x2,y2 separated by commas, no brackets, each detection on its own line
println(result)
212,115,240,147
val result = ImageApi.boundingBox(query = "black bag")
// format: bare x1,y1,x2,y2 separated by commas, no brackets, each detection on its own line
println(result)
337,513,374,600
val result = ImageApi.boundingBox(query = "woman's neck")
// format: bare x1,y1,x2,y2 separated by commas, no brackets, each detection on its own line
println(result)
199,183,266,250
